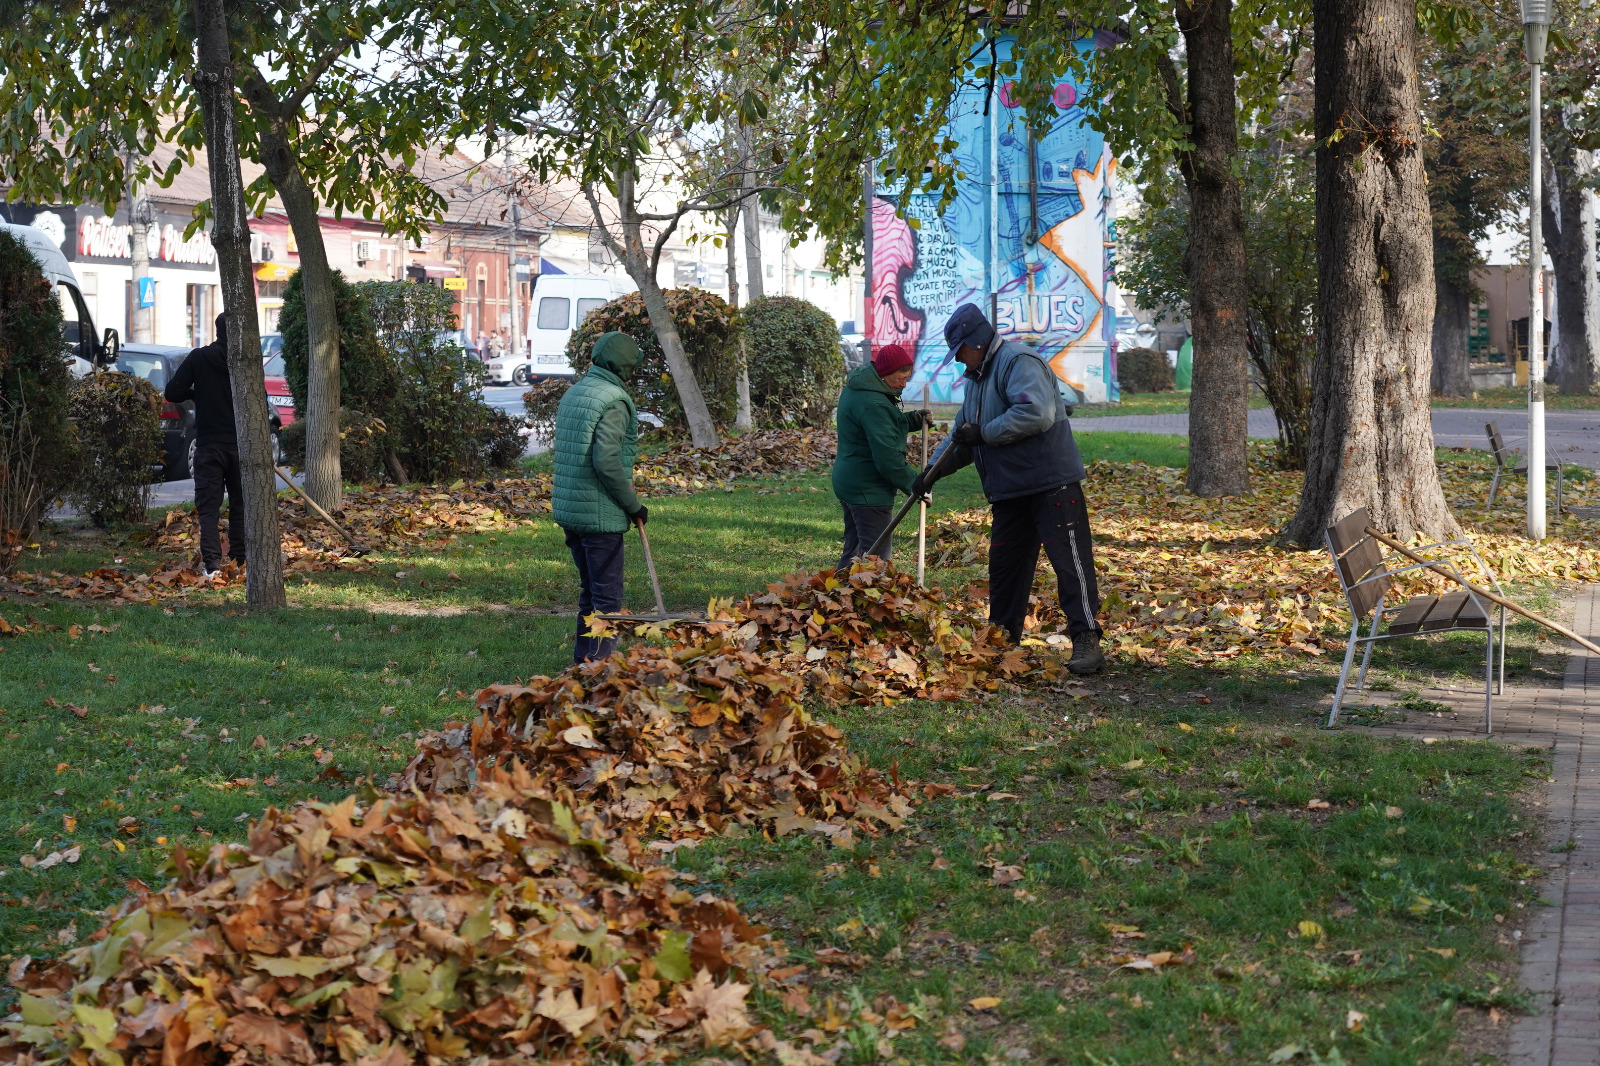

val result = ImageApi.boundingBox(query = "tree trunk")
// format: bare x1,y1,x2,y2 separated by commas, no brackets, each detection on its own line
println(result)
248,104,343,511
727,207,753,431
1283,0,1458,546
1174,0,1252,498
127,176,154,344
597,172,719,448
1543,137,1600,396
1430,270,1473,396
191,0,286,608
741,125,765,302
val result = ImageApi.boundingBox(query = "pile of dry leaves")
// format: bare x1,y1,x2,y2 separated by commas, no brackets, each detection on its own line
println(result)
0,770,779,1066
635,429,836,492
401,634,916,846
0,560,241,605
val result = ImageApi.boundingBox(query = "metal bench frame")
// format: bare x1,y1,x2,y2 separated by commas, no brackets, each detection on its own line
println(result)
1325,508,1506,731
1486,420,1564,514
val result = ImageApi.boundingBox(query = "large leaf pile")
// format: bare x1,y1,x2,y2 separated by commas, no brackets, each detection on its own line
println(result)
634,429,837,491
401,633,916,846
0,770,778,1066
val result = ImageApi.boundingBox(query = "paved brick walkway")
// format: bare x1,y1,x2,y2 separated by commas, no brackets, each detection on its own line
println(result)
1331,586,1600,1064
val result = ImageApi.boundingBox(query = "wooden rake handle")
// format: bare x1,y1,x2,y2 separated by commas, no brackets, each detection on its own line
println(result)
1364,526,1600,656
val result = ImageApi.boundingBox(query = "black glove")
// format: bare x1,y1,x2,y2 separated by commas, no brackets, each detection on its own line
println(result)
909,473,929,499
952,422,984,447
907,409,931,430
629,504,649,526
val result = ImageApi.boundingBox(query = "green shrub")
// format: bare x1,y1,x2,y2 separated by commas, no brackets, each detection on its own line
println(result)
0,231,75,571
277,410,390,484
521,377,570,440
363,281,506,483
1117,347,1174,394
278,269,397,423
480,408,527,470
742,295,846,428
64,371,164,526
563,289,740,431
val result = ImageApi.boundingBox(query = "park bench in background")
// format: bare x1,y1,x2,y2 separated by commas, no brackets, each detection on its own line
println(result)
1486,420,1564,514
1324,507,1505,731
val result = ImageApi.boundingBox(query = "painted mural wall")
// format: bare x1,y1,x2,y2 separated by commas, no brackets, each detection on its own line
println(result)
867,37,1118,404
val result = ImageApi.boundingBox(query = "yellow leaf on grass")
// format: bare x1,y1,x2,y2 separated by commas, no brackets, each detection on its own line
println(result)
968,996,1001,1011
1297,921,1324,940
1121,759,1145,770
1307,799,1331,810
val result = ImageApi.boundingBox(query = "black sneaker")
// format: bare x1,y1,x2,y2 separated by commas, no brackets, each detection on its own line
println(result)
1069,631,1106,676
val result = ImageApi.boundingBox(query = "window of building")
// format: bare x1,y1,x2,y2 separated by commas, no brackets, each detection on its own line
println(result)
537,297,570,330
186,283,215,347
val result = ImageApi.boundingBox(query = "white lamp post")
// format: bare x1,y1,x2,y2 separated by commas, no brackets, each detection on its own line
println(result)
1523,0,1553,540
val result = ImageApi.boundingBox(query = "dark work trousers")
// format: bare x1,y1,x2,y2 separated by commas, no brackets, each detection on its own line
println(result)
192,442,246,570
988,482,1100,642
837,501,895,572
564,527,626,662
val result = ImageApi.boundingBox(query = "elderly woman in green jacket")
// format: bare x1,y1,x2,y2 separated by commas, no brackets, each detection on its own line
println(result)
830,343,929,572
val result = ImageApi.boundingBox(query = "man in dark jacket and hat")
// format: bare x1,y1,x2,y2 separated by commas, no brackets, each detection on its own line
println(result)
922,304,1104,675
165,313,245,578
551,332,648,662
830,343,929,571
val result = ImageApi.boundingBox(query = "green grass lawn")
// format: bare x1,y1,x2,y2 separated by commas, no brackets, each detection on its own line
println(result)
0,430,1561,1062
1431,386,1600,411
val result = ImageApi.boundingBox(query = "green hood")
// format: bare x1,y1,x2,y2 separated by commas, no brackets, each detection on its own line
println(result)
591,332,641,379
844,363,898,397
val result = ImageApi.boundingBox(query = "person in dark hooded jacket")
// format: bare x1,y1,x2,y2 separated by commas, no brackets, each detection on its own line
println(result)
830,343,929,571
551,332,648,662
165,313,245,577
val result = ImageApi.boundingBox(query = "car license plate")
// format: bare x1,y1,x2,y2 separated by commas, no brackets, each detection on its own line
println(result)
537,356,566,364
268,395,294,406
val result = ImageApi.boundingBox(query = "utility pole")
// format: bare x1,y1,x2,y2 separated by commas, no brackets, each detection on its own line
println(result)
128,173,154,344
1523,0,1553,540
510,201,522,356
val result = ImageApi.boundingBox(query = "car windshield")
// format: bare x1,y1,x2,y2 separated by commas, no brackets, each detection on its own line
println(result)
261,334,283,358
263,355,285,377
118,355,166,388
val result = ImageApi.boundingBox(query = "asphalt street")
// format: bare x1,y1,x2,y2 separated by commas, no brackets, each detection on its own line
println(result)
1073,407,1600,471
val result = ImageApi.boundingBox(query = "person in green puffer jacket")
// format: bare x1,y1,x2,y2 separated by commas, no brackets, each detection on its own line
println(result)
552,332,648,662
830,343,929,572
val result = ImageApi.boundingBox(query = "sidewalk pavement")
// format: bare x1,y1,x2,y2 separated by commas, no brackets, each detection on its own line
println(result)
1072,408,1600,471
1332,584,1600,1065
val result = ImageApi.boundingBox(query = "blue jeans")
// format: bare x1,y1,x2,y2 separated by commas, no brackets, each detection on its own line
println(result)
564,528,625,662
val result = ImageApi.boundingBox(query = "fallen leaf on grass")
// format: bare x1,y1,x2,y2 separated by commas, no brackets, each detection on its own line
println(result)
1346,1009,1367,1032
66,703,88,719
25,845,80,871
1307,799,1331,810
968,996,1001,1011
1385,805,1404,818
1427,947,1456,958
1105,923,1146,940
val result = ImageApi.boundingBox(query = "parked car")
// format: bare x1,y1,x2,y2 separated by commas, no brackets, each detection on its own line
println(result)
115,343,195,481
262,350,296,426
838,319,867,371
437,329,481,362
485,274,635,386
2,221,119,375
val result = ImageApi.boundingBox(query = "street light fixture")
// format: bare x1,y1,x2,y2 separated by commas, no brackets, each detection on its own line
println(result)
1522,0,1553,540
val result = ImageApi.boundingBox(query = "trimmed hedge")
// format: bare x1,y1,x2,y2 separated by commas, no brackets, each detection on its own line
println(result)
742,295,846,428
65,371,164,527
0,231,75,571
564,289,740,431
1117,347,1174,393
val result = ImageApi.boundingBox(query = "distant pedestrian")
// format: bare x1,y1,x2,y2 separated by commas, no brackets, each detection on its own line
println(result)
164,313,246,578
830,343,929,572
551,332,649,662
924,304,1104,675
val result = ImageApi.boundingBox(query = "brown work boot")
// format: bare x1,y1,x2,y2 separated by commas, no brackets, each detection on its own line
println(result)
1069,631,1106,676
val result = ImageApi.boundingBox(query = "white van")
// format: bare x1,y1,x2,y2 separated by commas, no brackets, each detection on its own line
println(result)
485,273,636,386
3,222,119,372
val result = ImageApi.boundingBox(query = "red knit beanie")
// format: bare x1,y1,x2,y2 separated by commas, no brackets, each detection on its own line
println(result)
872,343,914,377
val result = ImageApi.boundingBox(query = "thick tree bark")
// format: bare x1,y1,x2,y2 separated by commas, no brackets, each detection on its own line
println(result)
727,207,752,430
1430,271,1473,396
1283,0,1459,546
241,77,343,511
191,0,286,608
588,173,719,448
1171,0,1251,498
1543,138,1600,396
